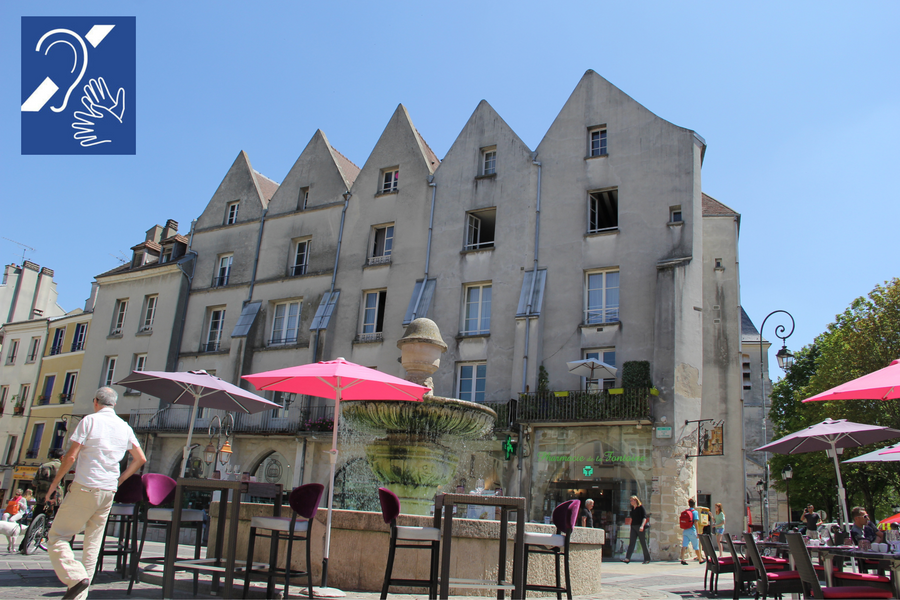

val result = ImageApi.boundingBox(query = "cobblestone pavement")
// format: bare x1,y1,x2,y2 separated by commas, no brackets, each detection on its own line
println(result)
0,539,718,600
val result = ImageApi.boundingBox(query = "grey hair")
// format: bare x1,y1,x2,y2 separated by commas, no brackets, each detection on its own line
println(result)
95,387,118,407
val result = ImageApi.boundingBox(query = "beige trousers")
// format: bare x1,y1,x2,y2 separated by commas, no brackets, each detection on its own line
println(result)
48,482,115,594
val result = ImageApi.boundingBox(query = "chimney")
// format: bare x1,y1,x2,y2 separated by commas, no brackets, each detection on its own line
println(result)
163,219,179,239
145,225,164,243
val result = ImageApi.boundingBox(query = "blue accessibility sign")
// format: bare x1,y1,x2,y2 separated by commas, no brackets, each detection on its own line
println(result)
21,17,136,155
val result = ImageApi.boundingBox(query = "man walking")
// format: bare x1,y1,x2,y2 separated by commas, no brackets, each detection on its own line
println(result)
43,387,146,600
580,498,594,527
680,498,703,565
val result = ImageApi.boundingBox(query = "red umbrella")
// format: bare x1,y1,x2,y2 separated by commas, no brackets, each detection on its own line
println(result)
802,359,900,403
116,369,280,476
879,513,900,529
243,358,429,587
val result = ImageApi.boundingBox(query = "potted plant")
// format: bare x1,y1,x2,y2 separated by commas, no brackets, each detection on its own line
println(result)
38,395,49,405
58,392,70,403
13,396,24,415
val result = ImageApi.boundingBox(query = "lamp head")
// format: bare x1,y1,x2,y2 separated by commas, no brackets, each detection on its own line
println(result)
218,440,233,465
776,346,794,370
203,441,217,465
782,464,793,480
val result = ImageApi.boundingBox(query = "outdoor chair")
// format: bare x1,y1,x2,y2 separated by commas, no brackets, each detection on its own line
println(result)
523,498,580,600
700,533,738,595
95,473,143,578
742,533,803,600
378,487,441,600
723,535,758,599
785,532,892,599
242,482,324,600
127,473,205,596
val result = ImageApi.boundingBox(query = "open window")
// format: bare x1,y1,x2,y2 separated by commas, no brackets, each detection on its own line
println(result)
465,208,496,250
369,225,394,265
588,189,618,233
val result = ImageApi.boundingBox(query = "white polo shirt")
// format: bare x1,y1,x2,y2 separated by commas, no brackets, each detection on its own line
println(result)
69,406,140,491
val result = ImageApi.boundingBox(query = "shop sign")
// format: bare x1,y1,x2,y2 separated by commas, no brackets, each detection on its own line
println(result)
538,452,647,463
13,465,38,479
655,426,672,438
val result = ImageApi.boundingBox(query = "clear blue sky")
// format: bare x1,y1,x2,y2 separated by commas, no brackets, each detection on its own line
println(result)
2,1,897,370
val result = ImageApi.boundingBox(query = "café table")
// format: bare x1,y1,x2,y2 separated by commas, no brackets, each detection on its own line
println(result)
815,546,900,598
433,493,526,600
162,478,282,599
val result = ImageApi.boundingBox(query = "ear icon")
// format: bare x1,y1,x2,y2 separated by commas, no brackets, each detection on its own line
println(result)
33,29,89,113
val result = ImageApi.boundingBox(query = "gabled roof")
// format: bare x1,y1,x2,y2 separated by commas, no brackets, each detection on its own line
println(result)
254,171,280,202
330,145,361,187
702,193,739,217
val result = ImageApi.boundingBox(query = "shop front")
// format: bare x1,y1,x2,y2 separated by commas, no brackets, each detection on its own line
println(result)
528,424,652,558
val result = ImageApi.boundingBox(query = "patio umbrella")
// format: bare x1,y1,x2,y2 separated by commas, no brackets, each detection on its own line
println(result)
566,359,617,381
842,442,900,463
243,357,429,588
756,418,900,531
802,358,900,403
115,369,280,476
879,512,900,529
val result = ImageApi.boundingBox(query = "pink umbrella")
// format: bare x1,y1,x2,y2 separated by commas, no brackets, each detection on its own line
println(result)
243,357,429,587
802,359,900,403
756,418,900,531
116,369,280,476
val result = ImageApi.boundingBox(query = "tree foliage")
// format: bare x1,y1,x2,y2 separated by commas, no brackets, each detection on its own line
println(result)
768,278,900,522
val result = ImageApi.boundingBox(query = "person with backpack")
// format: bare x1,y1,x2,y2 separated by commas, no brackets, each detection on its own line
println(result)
2,489,27,523
679,497,703,565
32,448,65,516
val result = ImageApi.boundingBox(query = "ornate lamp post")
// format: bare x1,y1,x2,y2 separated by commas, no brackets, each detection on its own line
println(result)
758,310,795,534
206,413,235,478
782,464,793,522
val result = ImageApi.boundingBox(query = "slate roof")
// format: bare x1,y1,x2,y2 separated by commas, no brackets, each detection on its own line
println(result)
702,193,739,216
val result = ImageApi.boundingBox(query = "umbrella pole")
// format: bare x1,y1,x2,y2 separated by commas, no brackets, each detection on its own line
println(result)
322,389,341,588
180,395,201,478
828,443,851,531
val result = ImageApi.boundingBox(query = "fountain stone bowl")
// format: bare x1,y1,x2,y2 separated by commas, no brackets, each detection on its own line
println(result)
342,394,497,514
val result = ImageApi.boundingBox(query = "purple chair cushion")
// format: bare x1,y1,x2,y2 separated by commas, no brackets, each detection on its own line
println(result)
552,499,580,533
289,483,324,520
143,473,177,506
378,487,401,524
115,474,144,504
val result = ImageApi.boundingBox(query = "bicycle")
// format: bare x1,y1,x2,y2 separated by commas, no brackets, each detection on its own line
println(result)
21,496,59,555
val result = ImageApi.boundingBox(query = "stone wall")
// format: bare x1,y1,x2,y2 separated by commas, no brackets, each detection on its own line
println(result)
650,435,696,560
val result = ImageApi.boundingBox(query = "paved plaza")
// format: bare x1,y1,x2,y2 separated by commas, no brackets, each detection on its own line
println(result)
0,539,715,599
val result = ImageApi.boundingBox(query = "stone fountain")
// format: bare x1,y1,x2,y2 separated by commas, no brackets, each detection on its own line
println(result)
342,318,497,514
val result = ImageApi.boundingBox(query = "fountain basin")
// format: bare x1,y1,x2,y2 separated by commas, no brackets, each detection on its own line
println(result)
342,395,497,439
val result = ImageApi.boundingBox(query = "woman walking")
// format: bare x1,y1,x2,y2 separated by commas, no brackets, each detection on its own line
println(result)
714,503,726,554
622,495,651,564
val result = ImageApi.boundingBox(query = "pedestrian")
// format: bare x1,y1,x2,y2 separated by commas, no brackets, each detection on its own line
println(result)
2,489,27,522
43,387,146,600
802,503,820,533
580,498,594,527
714,503,726,554
680,498,703,565
622,495,651,564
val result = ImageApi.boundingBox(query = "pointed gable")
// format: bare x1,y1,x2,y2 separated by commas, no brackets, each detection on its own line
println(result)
352,104,440,200
266,130,360,216
195,150,274,229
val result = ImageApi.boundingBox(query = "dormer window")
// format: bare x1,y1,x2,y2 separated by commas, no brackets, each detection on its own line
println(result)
481,147,496,176
160,247,173,263
380,168,399,194
226,201,240,225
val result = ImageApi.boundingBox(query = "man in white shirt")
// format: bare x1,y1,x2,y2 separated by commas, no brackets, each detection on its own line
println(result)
44,387,146,600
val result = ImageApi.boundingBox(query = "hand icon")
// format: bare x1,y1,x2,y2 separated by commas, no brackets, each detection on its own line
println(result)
71,77,126,147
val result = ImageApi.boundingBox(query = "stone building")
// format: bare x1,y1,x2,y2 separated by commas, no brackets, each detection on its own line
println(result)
91,70,755,560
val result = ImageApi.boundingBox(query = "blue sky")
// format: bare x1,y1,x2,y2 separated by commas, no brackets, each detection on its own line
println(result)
1,1,897,370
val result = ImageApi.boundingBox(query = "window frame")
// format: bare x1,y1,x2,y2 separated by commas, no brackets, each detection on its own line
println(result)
134,354,148,373
291,240,310,277
669,205,683,224
111,299,128,335
583,349,617,391
141,295,158,332
226,201,240,225
50,327,65,355
587,188,619,233
481,146,497,176
26,337,41,362
270,300,302,346
26,422,44,459
464,208,497,251
5,339,19,364
71,322,87,351
380,168,399,194
103,356,117,387
369,224,394,265
299,187,310,211
360,290,387,341
205,308,226,351
584,269,620,325
461,283,492,336
588,126,608,157
215,254,233,287
456,362,487,404
40,375,56,405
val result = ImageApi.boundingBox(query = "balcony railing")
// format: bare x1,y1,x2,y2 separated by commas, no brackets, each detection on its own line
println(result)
203,341,221,352
213,274,229,287
130,404,335,435
37,395,50,406
49,345,63,356
25,449,39,459
58,393,72,404
367,255,391,266
484,388,653,428
290,264,308,277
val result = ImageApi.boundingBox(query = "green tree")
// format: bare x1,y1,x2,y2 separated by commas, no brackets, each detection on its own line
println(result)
769,278,900,522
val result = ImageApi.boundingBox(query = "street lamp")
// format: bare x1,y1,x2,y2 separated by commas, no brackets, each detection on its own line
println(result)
758,310,795,534
782,464,793,522
756,479,765,531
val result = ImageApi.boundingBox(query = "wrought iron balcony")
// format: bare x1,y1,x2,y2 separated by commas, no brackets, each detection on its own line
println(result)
49,345,63,356
485,388,653,429
202,341,221,352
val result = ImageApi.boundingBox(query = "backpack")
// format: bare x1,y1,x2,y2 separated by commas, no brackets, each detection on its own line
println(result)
5,499,19,515
679,508,694,529
32,461,58,494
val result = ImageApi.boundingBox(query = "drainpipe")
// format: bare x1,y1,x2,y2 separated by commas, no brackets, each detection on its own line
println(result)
171,253,196,370
187,219,197,251
313,191,351,361
410,177,437,319
247,208,268,302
